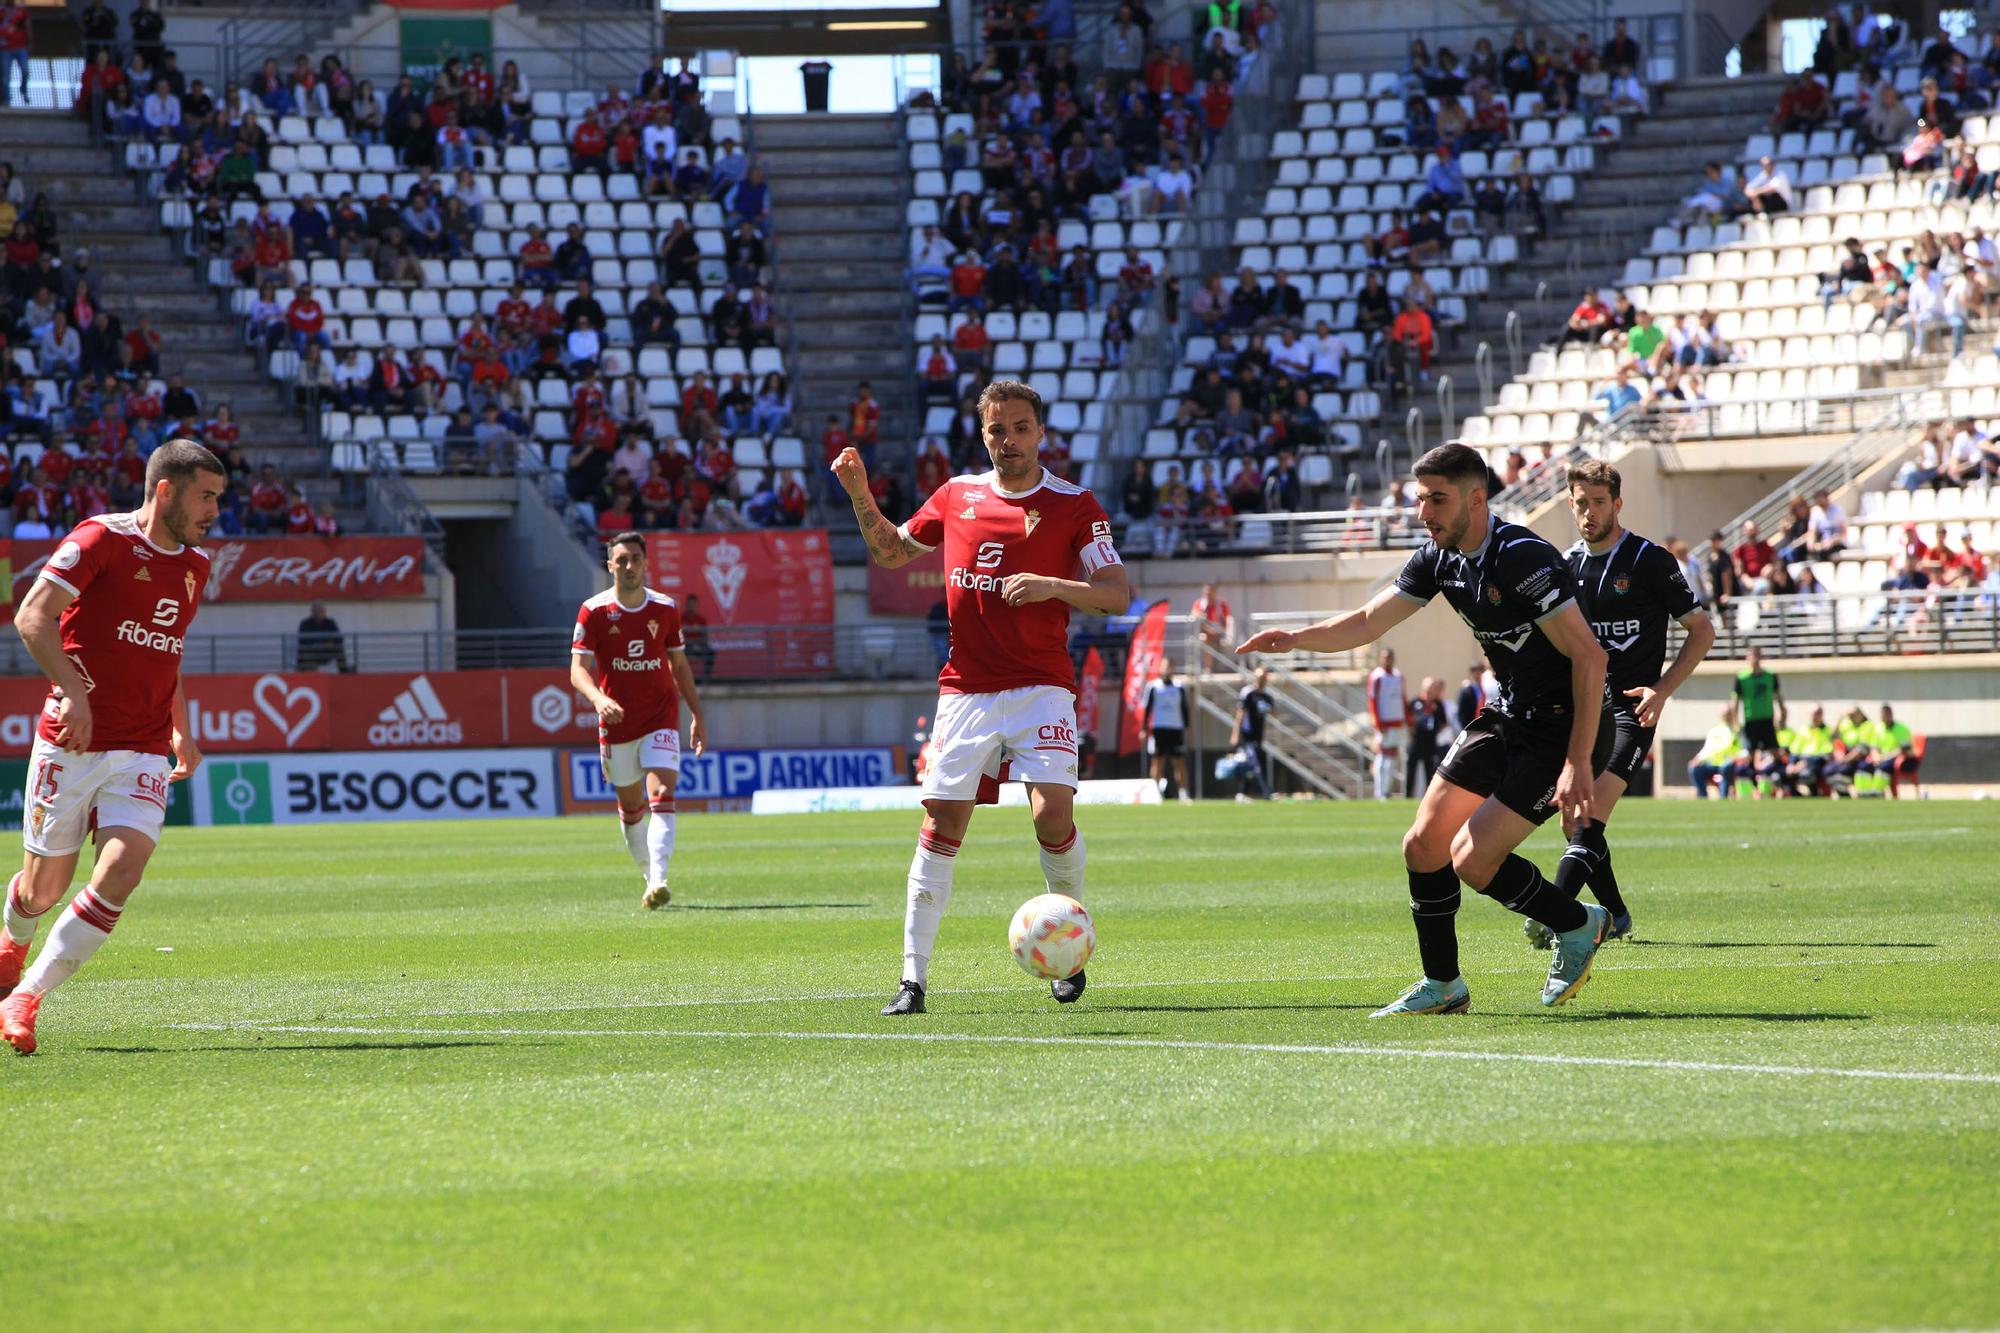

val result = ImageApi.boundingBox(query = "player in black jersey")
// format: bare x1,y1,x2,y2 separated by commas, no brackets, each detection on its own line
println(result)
1237,444,1616,1015
1525,460,1715,952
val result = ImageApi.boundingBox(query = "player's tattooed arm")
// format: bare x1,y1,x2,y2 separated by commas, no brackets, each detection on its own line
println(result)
830,445,925,569
853,493,926,569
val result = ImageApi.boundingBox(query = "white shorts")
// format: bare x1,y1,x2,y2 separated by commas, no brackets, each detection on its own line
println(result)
922,685,1078,801
600,727,681,788
23,734,172,858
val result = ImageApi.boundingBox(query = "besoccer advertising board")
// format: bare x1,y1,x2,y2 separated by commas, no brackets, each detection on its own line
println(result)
195,750,560,826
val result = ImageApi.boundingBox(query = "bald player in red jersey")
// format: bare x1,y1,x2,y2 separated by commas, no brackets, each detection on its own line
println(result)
834,379,1127,1015
570,530,707,909
1,440,227,1055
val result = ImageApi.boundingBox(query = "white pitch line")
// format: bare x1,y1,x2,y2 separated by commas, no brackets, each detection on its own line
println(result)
217,950,1971,1025
168,1022,2000,1086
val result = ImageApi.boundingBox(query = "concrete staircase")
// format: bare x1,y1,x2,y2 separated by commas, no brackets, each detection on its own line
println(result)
754,114,913,467
0,112,308,461
1412,75,1788,463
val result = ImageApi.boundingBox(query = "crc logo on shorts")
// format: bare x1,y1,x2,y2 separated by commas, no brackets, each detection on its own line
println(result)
1037,721,1076,747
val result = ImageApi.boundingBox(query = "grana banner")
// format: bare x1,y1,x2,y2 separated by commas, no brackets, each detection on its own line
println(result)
7,535,427,606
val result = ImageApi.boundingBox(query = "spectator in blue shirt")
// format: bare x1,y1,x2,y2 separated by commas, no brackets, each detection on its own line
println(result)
290,193,333,259
1596,366,1643,417
730,165,771,235
1416,145,1467,211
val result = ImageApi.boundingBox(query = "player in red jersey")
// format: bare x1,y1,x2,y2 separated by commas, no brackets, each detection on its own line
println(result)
833,379,1127,1015
0,441,226,1054
570,530,707,908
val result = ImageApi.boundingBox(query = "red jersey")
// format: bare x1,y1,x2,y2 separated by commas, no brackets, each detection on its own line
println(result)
35,512,210,756
900,468,1121,696
495,296,529,331
287,298,325,334
571,586,684,744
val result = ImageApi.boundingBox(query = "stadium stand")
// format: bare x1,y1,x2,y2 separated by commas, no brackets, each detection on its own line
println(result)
112,45,810,541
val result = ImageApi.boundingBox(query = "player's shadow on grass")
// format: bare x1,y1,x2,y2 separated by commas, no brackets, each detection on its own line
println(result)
84,1041,516,1054
1554,1011,1872,1023
1627,940,1936,950
674,903,871,912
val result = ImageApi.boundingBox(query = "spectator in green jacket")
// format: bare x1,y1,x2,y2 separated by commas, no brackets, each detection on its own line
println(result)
1870,703,1921,798
1785,706,1837,795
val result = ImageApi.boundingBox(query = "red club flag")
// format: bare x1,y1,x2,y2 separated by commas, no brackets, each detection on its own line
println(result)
1117,602,1169,756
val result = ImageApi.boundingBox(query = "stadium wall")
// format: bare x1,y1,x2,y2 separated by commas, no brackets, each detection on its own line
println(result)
1657,655,2000,784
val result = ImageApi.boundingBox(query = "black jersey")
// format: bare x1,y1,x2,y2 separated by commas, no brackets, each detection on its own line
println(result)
1567,529,1701,695
1392,518,1586,716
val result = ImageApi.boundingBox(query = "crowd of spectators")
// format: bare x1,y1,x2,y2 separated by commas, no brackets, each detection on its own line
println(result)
92,26,807,540
903,1,1277,519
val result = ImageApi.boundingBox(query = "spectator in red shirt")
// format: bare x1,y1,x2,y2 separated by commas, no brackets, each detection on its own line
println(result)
286,283,331,352
1769,73,1830,134
37,445,73,487
1559,287,1612,345
596,489,637,535
817,413,849,500
679,371,718,427
12,465,55,522
0,3,32,109
951,311,991,373
774,471,808,527
313,503,341,536
571,112,609,177
519,223,556,289
914,437,951,500
1732,518,1778,592
919,336,956,405
204,404,241,449
528,289,563,335
247,463,289,534
1200,76,1234,156
948,252,987,313
495,283,530,334
849,381,882,453
285,486,316,534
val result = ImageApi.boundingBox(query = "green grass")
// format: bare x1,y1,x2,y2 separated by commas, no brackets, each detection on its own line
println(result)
3,801,1997,1330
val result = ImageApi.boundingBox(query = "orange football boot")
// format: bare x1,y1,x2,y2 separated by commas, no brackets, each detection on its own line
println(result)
1,990,39,1055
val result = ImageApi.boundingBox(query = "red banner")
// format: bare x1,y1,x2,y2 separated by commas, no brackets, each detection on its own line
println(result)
867,546,947,617
1118,603,1169,756
0,668,601,757
646,530,834,677
1076,645,1104,743
6,536,427,606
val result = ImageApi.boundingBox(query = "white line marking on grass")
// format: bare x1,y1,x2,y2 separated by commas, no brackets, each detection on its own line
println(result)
243,951,1972,1024
168,1023,2000,1086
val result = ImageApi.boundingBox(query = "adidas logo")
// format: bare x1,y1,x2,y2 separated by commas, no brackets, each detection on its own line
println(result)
368,675,464,746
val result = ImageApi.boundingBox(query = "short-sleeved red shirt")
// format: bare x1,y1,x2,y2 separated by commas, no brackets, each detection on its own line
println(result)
572,586,684,744
36,512,210,756
899,468,1120,696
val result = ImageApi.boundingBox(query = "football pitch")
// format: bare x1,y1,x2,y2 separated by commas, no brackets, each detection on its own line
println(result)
3,801,1995,1330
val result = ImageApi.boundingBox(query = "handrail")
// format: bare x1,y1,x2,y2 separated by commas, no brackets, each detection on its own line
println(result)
1504,310,1523,378
1435,375,1455,441
1475,341,1494,406
1688,400,1921,577
1686,586,2000,661
1403,405,1423,472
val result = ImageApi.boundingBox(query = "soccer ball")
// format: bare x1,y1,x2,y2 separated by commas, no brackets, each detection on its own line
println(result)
1008,893,1095,980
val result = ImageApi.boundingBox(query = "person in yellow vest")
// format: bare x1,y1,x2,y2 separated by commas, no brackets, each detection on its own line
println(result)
1869,703,1921,798
1687,709,1741,798
1784,706,1837,795
1826,703,1876,794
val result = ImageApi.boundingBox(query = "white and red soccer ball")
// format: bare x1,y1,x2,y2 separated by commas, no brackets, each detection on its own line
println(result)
1007,893,1095,980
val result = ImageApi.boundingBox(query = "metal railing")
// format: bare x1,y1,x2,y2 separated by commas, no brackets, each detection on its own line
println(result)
1122,504,1430,558
1690,586,2000,659
1688,401,1927,576
1184,619,1369,799
0,620,952,682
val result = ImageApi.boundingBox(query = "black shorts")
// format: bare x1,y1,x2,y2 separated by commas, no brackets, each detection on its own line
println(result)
1435,705,1614,825
1742,718,1780,752
1603,704,1656,786
1148,727,1184,757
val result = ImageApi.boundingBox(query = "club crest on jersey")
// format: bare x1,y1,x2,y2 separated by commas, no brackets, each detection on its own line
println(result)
184,571,197,602
648,618,660,638
1611,574,1632,595
1024,508,1041,536
1485,584,1502,604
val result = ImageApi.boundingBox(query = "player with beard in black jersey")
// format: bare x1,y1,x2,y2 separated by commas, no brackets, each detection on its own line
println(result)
1237,443,1617,1015
1523,459,1715,951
